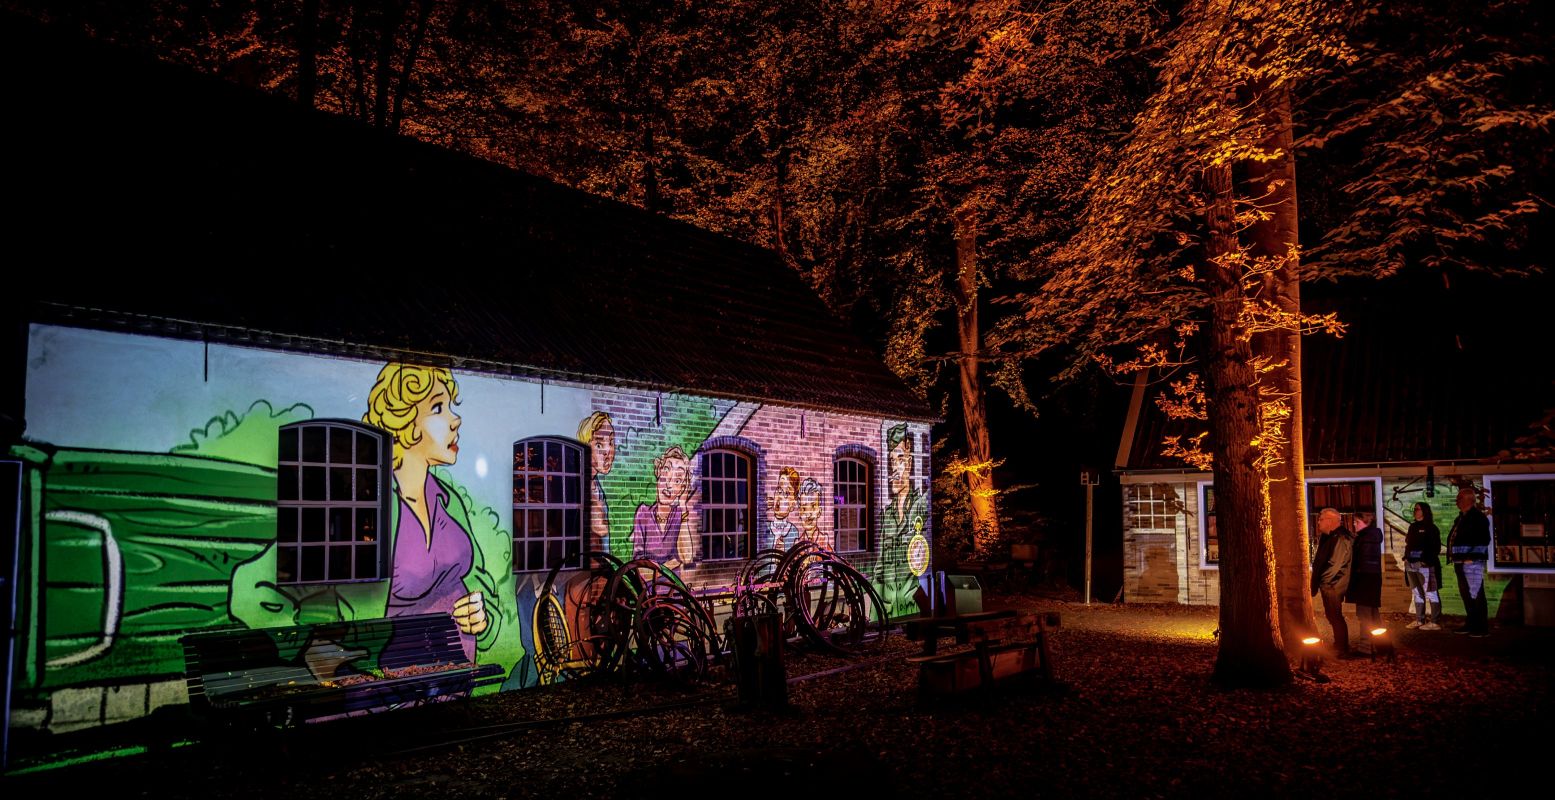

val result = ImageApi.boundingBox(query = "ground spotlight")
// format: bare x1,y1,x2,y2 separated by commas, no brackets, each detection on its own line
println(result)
1369,627,1395,662
1299,636,1328,681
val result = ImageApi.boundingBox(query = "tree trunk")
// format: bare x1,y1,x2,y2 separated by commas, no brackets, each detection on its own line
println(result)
952,208,999,552
1248,84,1315,652
642,123,662,214
373,0,404,128
1204,163,1290,687
297,0,319,109
389,0,434,132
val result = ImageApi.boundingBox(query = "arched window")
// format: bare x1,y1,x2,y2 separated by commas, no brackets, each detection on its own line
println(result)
834,456,874,552
276,420,389,584
699,448,753,561
513,437,585,571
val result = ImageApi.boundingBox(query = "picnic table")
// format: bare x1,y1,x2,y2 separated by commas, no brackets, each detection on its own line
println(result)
901,609,1018,657
903,609,1057,695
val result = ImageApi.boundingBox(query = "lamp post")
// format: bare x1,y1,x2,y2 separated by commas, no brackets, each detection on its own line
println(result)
1080,469,1100,605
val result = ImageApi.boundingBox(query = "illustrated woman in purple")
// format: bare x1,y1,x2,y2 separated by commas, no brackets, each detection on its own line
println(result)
364,363,489,661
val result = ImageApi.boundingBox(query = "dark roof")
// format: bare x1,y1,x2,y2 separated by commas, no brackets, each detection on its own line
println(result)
5,18,931,423
1119,272,1555,470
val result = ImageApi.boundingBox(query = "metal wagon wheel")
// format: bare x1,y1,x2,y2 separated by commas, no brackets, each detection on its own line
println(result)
782,545,890,655
732,547,790,638
634,596,714,679
737,548,787,598
535,551,624,682
598,558,720,676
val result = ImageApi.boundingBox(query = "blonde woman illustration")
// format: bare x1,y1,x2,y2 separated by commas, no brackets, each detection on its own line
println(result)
364,363,491,660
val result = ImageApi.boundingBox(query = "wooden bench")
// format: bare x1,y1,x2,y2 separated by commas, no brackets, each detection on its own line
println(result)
915,611,1056,695
902,609,1016,656
180,612,503,729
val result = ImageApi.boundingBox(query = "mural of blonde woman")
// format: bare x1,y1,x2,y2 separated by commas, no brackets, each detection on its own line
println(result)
364,362,495,662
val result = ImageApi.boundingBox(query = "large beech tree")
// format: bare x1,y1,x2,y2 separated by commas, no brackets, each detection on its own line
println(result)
1013,0,1345,686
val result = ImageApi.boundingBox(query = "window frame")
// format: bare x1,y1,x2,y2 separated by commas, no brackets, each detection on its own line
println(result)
1128,482,1181,534
275,419,391,586
1198,476,1384,571
698,447,755,562
1485,473,1555,574
1306,476,1385,543
512,436,588,574
833,455,874,553
1195,481,1218,570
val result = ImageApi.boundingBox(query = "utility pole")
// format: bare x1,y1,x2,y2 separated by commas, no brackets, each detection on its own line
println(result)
1081,468,1100,604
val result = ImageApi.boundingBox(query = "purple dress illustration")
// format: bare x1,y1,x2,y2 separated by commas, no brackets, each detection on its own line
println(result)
387,473,476,662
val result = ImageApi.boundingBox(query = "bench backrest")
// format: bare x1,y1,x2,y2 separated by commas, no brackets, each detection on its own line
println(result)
967,612,1041,645
181,613,469,707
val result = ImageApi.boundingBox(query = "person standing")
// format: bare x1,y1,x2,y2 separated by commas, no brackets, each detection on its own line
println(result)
1447,487,1492,637
1346,511,1384,648
1403,502,1444,630
1311,507,1356,656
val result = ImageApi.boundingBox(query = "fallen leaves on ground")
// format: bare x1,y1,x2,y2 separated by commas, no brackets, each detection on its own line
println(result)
10,593,1550,798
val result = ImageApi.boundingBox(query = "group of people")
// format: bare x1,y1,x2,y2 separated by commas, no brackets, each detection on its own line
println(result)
1310,487,1492,656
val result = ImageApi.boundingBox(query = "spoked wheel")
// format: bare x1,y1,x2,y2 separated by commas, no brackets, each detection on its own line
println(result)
635,597,714,679
738,548,786,594
597,558,720,677
779,544,889,655
789,559,886,653
536,550,624,681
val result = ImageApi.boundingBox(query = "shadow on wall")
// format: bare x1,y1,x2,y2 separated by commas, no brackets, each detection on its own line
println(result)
1137,542,1179,602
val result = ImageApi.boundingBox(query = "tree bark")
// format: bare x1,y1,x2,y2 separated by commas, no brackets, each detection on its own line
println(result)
952,208,999,551
1248,84,1315,651
297,0,319,109
1204,163,1291,687
373,0,404,128
389,0,434,132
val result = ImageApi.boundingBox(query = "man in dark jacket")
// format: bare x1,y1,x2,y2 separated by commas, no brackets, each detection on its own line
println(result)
1447,488,1492,637
1311,507,1355,655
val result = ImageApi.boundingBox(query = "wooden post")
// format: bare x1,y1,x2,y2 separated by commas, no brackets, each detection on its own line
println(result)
734,613,788,709
1082,469,1099,604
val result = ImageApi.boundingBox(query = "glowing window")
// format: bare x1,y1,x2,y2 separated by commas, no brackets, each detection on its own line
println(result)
513,438,585,572
1198,483,1220,568
1308,480,1381,537
1128,483,1181,532
1485,474,1555,573
834,457,874,552
276,420,389,585
699,449,752,561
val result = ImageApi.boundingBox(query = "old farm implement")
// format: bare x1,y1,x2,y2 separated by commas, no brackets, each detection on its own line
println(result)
535,552,721,682
532,544,890,683
734,542,889,656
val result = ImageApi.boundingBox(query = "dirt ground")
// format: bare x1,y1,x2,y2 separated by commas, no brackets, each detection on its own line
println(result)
7,593,1551,798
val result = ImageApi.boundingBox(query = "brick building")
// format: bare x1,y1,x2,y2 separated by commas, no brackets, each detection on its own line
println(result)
2,23,932,742
1114,284,1555,623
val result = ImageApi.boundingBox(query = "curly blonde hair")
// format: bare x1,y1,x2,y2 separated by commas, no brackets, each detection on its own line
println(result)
363,362,459,469
577,411,612,444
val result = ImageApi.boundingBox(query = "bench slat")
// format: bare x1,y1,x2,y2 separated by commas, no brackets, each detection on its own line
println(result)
180,612,494,725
